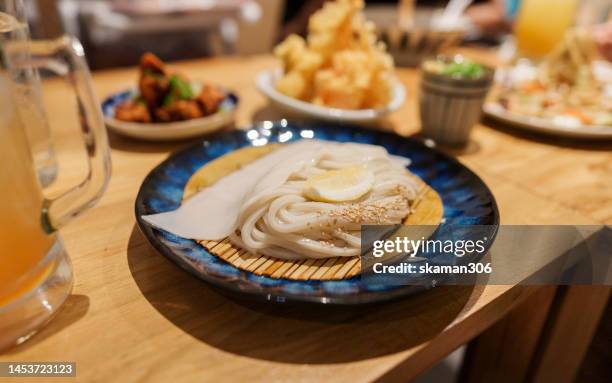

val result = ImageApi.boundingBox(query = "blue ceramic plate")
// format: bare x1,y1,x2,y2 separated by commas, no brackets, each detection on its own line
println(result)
135,121,499,304
102,85,238,141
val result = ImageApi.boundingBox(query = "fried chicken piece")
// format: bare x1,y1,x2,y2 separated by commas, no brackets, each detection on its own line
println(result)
140,52,166,75
157,100,204,121
139,74,169,110
153,107,172,122
171,100,204,120
138,53,170,109
115,100,151,123
131,53,222,122
196,84,225,115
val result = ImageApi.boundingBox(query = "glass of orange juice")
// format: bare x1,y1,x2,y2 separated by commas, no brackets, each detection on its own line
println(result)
0,1,111,350
514,0,578,58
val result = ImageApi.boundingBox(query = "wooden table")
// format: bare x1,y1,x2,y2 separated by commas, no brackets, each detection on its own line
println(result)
2,54,611,383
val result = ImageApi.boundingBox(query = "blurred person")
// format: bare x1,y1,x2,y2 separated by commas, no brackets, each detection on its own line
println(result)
280,0,510,40
281,0,612,62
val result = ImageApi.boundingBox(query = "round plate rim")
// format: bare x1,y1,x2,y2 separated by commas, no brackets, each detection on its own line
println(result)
483,102,612,139
134,122,500,305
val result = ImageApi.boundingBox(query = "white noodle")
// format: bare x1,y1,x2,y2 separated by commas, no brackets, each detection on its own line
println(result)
229,143,420,260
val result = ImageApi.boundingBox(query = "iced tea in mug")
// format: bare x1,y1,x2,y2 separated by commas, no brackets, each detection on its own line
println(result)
0,78,57,307
0,4,111,350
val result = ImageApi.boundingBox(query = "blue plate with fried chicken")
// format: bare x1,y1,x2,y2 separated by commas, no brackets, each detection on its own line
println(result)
102,53,238,141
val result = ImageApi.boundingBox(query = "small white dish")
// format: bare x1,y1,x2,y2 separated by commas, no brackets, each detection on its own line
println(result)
102,87,238,141
256,69,405,123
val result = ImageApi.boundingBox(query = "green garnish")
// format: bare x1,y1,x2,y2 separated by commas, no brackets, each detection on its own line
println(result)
142,68,164,80
441,62,485,79
162,93,176,106
169,75,193,100
132,96,147,106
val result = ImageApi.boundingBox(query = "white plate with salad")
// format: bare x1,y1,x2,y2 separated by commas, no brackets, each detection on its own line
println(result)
484,58,612,139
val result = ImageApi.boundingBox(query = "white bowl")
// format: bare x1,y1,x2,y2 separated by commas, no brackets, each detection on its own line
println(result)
102,87,238,141
256,69,405,123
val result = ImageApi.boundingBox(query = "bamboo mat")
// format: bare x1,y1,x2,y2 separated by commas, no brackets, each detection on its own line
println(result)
184,146,443,281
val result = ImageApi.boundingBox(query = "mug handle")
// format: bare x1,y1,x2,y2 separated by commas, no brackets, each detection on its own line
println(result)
28,36,112,231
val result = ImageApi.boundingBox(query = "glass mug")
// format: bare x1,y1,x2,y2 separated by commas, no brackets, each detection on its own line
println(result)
514,0,578,58
0,2,111,350
2,0,57,187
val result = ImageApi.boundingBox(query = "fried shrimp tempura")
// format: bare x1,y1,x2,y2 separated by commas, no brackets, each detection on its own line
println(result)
273,0,394,109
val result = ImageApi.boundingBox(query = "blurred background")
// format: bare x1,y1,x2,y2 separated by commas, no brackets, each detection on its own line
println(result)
18,1,612,383
25,0,612,69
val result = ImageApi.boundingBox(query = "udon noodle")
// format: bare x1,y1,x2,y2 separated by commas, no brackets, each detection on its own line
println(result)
229,143,420,260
